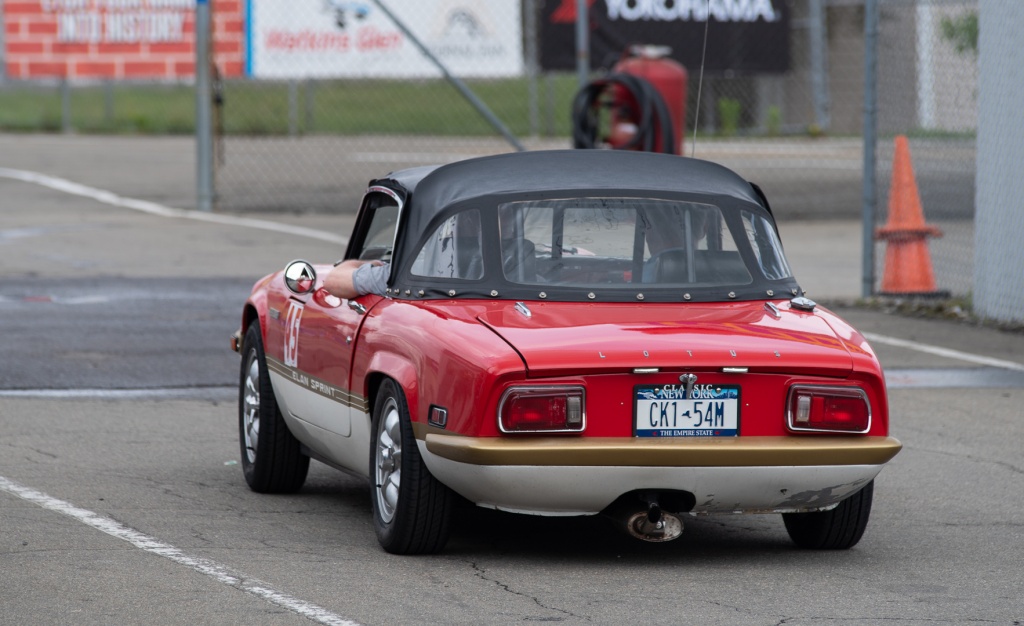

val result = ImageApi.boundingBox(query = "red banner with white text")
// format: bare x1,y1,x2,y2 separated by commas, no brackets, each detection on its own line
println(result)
3,0,245,80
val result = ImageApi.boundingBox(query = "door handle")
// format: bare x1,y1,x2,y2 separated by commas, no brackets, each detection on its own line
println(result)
347,300,367,315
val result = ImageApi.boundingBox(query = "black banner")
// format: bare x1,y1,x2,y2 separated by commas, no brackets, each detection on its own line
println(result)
540,0,791,74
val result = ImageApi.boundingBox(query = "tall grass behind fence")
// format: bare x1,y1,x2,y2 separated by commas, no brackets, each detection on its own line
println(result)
0,80,197,134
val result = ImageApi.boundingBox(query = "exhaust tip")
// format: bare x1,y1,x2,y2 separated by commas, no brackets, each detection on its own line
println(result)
602,490,693,543
625,509,683,542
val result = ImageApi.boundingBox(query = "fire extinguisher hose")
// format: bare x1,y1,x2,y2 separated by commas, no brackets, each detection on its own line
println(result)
571,73,678,155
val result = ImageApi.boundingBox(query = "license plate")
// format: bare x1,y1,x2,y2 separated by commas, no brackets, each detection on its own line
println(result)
634,384,740,437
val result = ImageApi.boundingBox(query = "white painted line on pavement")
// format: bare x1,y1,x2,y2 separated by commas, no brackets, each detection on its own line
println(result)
0,387,236,399
0,167,348,246
863,332,1024,372
0,475,361,626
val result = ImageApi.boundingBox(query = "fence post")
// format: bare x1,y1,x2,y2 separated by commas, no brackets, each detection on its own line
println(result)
545,73,556,137
575,0,589,89
104,80,115,125
61,78,72,134
916,3,935,129
525,0,539,138
195,0,214,212
974,0,1024,323
288,79,299,137
860,0,878,298
305,79,316,132
808,0,830,132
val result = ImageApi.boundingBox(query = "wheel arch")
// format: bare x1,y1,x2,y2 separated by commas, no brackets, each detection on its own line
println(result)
241,271,276,333
242,302,261,335
363,351,420,424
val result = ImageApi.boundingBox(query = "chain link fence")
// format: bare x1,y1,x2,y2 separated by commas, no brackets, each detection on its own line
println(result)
209,0,866,221
212,0,545,213
0,1,876,222
871,0,978,303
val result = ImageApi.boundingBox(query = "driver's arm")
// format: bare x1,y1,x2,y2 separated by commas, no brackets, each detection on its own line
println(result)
323,260,387,299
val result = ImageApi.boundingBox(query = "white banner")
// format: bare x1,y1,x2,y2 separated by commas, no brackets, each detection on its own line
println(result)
248,0,523,79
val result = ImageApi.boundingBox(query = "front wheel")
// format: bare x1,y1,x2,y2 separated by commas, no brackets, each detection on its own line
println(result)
783,480,874,549
239,321,309,493
370,379,453,554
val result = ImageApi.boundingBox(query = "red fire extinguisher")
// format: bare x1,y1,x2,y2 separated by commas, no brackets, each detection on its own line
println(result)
572,46,688,155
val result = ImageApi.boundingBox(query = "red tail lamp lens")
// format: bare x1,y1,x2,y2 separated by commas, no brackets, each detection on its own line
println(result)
498,387,585,433
787,386,871,433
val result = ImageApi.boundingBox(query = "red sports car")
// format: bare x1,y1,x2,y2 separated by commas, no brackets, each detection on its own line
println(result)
232,150,901,554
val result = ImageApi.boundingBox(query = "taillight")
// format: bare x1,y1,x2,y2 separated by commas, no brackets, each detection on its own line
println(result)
498,386,585,434
786,385,871,434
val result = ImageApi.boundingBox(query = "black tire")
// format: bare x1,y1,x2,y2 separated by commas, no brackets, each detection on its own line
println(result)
783,480,874,549
370,379,453,554
238,321,309,493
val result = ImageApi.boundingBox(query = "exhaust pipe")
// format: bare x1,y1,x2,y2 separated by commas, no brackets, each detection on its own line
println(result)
604,494,685,542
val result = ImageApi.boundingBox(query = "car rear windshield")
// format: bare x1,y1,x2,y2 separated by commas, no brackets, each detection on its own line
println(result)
496,197,790,289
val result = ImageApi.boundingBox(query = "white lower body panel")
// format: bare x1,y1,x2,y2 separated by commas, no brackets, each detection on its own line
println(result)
269,370,351,437
420,444,881,516
271,371,373,477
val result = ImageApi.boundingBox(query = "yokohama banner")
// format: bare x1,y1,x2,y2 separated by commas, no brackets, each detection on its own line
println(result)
3,0,245,80
540,0,790,74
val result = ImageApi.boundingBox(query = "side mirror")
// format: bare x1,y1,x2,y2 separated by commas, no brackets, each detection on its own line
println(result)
283,260,317,295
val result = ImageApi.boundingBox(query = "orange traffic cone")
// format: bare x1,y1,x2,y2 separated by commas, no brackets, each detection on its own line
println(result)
875,136,947,296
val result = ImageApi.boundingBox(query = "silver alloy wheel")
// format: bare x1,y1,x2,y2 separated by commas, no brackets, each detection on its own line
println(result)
375,397,402,524
242,349,261,464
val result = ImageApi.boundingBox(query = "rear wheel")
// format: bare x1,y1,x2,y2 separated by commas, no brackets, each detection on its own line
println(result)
370,378,453,554
239,321,309,493
783,480,874,549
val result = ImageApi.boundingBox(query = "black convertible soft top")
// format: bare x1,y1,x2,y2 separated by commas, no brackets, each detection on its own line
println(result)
380,150,768,243
360,150,799,303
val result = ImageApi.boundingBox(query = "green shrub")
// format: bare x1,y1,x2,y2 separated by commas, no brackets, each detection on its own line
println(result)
766,105,781,136
717,98,741,137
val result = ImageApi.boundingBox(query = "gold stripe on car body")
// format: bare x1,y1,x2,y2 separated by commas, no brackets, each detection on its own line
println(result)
424,434,902,467
265,356,369,412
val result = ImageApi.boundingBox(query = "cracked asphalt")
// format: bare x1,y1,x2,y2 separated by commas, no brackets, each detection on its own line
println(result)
0,136,1022,625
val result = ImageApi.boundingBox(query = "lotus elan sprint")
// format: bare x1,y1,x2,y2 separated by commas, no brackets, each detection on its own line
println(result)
232,150,901,554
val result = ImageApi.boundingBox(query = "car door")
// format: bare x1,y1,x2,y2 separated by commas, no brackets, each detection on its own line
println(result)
282,191,400,441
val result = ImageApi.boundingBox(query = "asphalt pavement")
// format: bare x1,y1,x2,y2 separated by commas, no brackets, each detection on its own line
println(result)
1,134,1022,625
0,133,866,299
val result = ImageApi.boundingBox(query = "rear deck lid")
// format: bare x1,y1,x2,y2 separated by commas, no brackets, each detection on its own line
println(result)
476,300,854,377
